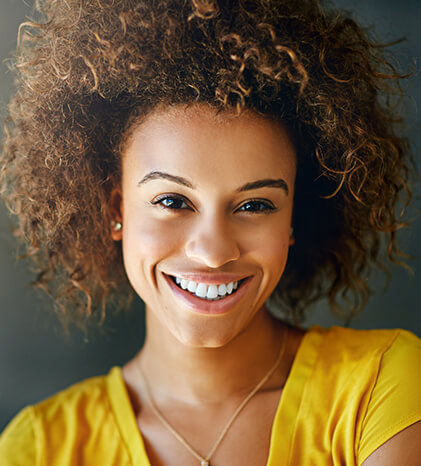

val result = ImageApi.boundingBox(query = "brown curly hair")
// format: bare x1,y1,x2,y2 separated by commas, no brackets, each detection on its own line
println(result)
0,0,413,328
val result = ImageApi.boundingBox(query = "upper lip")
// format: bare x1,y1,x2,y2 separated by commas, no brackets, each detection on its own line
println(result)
164,272,251,285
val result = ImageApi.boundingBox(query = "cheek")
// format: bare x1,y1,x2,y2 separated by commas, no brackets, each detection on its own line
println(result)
263,236,290,273
121,215,183,292
242,224,291,283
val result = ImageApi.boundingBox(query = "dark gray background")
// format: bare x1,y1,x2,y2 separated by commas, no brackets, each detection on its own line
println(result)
0,0,420,431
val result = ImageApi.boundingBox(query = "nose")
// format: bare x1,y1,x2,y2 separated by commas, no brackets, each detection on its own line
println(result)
185,213,240,268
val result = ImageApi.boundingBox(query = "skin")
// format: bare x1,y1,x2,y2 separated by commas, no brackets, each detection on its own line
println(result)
110,103,420,465
361,421,421,465
114,104,296,351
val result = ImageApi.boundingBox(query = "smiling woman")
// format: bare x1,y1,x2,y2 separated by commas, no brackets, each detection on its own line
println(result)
0,0,420,465
112,106,296,348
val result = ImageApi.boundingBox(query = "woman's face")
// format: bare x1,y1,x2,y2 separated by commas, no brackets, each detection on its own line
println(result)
113,104,296,348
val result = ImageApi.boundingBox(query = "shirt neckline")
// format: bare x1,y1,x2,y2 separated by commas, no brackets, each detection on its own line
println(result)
106,325,323,466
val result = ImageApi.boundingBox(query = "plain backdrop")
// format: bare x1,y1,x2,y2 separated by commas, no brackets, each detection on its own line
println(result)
0,0,420,431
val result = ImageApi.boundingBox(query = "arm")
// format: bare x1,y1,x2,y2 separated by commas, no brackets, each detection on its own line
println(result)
362,421,421,466
356,330,421,464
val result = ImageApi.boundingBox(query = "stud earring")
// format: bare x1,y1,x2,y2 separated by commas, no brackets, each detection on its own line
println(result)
112,221,122,232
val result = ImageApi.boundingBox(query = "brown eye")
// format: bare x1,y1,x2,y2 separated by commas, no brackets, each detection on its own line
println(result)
152,195,192,210
238,200,275,213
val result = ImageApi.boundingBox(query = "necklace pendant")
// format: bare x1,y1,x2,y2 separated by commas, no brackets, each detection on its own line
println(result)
201,461,210,466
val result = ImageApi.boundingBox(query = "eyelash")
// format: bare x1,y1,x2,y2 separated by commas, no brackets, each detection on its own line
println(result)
151,194,276,214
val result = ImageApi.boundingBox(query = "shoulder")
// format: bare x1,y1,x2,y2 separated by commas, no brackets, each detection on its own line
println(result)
307,325,420,375
311,324,409,352
32,370,112,433
354,328,421,464
34,369,111,415
298,326,421,464
0,405,38,464
309,325,421,414
0,369,117,465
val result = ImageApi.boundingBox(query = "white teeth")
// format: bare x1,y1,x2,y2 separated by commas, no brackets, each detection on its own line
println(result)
187,281,198,293
172,276,241,300
206,285,219,299
195,283,207,298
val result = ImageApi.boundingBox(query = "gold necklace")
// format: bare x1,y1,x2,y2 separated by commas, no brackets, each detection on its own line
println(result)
137,326,287,466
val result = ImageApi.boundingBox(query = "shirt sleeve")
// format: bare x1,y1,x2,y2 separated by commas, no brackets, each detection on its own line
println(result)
357,329,421,464
0,406,40,465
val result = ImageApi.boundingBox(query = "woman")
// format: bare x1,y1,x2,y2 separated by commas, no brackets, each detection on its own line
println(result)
0,0,420,464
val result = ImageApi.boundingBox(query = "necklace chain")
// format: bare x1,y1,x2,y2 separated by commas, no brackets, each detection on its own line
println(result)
137,326,288,466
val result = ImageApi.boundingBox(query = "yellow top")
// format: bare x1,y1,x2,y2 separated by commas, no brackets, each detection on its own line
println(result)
1,325,420,465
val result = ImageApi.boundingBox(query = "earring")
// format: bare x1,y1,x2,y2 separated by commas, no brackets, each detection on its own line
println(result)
112,221,122,232
290,227,294,237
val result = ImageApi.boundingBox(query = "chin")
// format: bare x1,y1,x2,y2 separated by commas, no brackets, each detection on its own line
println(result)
171,324,242,349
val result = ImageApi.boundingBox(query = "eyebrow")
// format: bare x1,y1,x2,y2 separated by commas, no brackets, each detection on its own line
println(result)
138,170,289,195
138,171,193,189
237,178,289,195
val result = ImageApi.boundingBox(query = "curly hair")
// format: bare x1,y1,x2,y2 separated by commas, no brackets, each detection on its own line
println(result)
0,0,413,328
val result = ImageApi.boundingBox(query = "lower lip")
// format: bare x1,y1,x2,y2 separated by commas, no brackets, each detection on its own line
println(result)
163,274,253,315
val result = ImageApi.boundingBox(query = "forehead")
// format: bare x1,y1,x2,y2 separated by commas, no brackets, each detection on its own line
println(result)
122,104,297,186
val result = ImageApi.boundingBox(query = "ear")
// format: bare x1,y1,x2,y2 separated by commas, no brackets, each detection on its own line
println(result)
109,185,123,241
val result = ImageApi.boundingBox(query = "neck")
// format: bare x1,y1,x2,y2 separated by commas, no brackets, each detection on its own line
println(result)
137,306,288,406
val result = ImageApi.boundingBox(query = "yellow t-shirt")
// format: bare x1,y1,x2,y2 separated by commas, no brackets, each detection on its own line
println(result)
1,326,420,465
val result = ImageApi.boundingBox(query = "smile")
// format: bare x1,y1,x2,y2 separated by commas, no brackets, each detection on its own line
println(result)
163,273,253,315
170,276,245,301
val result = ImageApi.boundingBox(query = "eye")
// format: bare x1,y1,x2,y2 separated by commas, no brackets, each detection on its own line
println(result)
237,200,276,214
151,194,192,211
